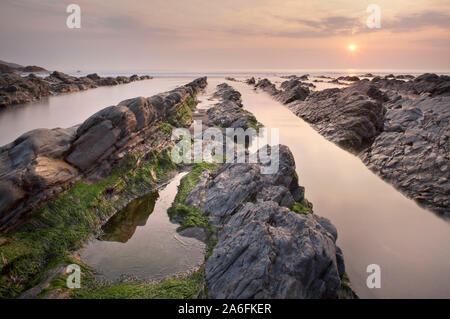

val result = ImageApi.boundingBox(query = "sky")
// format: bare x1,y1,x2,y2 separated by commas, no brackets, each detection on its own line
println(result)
0,0,449,72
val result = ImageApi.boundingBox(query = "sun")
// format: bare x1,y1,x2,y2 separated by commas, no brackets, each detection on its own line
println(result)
348,44,357,52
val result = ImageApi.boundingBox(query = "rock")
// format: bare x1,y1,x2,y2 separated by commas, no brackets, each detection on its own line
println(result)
0,63,15,74
206,83,258,130
246,77,255,85
0,78,208,231
337,76,360,82
184,144,345,299
87,73,101,80
255,78,280,96
0,69,154,108
0,181,25,219
251,73,449,216
66,120,123,171
288,81,385,153
206,201,343,298
213,83,242,106
277,79,310,104
23,157,78,190
20,66,47,73
178,227,207,242
118,97,153,130
361,94,450,216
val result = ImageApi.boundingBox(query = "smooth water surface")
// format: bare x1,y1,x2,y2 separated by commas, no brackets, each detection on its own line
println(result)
79,173,206,281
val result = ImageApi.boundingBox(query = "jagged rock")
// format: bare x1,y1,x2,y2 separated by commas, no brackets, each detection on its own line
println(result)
372,73,450,97
206,83,257,130
248,74,449,216
184,145,345,299
288,81,385,153
246,77,255,85
0,70,153,108
255,78,280,95
338,76,360,82
213,83,242,106
360,94,450,216
206,201,343,298
277,79,310,104
0,78,207,232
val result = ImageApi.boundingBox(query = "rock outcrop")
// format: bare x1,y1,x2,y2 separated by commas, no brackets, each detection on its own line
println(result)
0,77,207,232
288,80,386,153
249,74,449,217
206,83,258,130
184,144,346,298
360,90,450,216
0,71,153,108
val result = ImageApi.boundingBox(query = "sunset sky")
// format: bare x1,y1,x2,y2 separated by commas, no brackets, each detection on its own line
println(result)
1,0,449,72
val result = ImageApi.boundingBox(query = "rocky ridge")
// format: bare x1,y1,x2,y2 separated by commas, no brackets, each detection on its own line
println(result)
249,74,450,217
181,84,350,298
0,71,153,108
0,77,207,232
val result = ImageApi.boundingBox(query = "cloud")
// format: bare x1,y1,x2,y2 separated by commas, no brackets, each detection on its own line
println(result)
383,11,450,32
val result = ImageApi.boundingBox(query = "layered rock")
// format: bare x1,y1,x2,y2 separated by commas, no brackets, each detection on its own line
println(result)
184,144,346,298
0,71,153,108
360,91,450,216
206,83,258,130
249,74,449,217
372,73,450,97
0,77,207,232
288,80,386,153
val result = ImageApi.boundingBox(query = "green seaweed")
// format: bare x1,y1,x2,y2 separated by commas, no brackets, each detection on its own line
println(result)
0,147,178,298
71,266,205,299
290,200,314,215
167,97,197,128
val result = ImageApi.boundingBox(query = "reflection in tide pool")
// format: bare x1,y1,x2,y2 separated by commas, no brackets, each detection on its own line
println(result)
79,173,206,281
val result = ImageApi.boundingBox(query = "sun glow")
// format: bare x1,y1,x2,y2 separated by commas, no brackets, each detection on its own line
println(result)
348,44,357,52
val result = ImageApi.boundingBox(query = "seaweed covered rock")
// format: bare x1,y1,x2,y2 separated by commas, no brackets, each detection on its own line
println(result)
184,145,346,298
0,77,207,232
206,83,258,130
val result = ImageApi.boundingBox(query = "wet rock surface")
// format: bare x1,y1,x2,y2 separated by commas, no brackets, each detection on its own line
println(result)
360,92,450,216
249,74,450,217
206,83,258,130
0,77,207,232
0,71,153,108
184,145,346,298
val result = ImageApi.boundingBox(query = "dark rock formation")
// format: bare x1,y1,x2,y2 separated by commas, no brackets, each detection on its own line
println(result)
0,71,153,108
0,63,15,74
255,78,280,96
277,79,311,104
372,73,450,97
337,76,360,82
206,83,258,130
360,92,450,216
0,77,207,232
246,77,256,85
184,145,346,298
288,80,386,153
248,74,450,217
20,66,47,73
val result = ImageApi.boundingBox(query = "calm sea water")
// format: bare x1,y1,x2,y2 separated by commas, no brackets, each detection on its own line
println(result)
79,172,206,281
